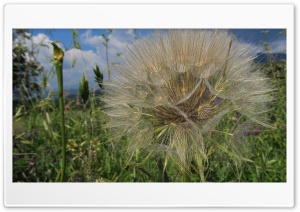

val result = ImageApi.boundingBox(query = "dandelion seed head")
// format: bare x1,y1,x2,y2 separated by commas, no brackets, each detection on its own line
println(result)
103,29,274,168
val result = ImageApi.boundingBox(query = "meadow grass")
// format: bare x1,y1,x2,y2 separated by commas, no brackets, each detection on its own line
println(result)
12,58,286,182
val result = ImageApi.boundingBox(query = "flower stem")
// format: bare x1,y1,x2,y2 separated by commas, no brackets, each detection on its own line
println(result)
181,167,191,182
51,43,66,182
197,158,206,182
157,157,169,182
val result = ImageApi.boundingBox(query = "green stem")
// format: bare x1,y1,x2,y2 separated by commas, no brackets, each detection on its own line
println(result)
51,43,66,182
57,66,66,182
197,158,206,182
105,44,110,79
84,103,88,133
181,167,191,182
157,157,169,182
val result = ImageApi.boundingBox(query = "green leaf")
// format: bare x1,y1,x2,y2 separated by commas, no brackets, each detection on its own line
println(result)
36,100,49,108
79,74,89,104
70,117,79,125
207,146,214,157
43,120,49,131
267,159,277,165
71,58,77,68
41,73,48,92
15,133,25,139
217,144,254,163
46,112,51,125
65,125,72,129
80,141,87,147
21,140,32,145
74,40,81,49
55,170,61,182
14,105,24,118
72,29,78,39
52,132,59,141
93,65,103,88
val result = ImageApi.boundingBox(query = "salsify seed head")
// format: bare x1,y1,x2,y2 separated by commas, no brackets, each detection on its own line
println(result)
103,30,274,169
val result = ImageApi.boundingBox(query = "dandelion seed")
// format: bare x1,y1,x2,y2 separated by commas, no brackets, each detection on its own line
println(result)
103,30,274,178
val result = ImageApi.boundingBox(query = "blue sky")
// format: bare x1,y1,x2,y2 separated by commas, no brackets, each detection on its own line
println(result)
26,29,286,92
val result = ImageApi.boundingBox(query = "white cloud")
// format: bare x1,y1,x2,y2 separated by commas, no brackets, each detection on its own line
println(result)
63,48,106,89
250,38,286,54
25,33,53,71
24,29,135,91
81,30,103,46
126,29,135,37
239,39,286,55
25,32,111,91
80,29,135,77
271,40,286,54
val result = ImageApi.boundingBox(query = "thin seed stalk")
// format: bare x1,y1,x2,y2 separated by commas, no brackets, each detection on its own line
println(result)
197,158,206,182
84,103,88,133
79,74,90,133
105,44,110,79
51,43,66,182
181,167,191,182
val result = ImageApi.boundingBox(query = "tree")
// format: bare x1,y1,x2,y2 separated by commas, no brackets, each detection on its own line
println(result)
13,29,43,112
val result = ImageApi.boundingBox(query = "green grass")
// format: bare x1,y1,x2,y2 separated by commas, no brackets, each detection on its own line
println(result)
12,59,286,182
